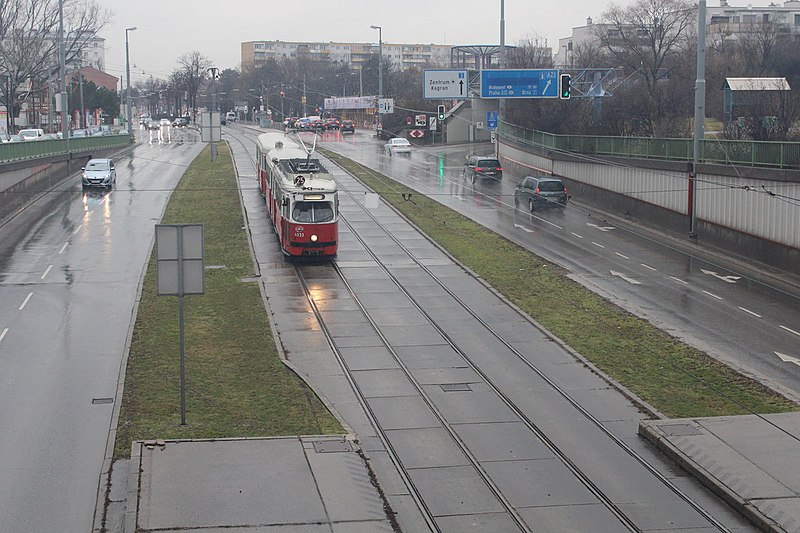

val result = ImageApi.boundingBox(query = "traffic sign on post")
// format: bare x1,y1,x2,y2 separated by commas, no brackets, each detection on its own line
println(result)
424,70,468,99
480,69,559,98
487,111,498,130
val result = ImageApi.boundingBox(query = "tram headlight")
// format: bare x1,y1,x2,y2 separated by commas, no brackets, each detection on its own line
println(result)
310,234,318,242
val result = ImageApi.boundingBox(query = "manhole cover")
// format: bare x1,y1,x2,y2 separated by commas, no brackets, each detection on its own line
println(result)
312,440,352,453
440,383,471,392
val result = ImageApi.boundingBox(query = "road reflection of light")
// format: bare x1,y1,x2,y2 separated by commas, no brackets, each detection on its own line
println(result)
81,190,112,225
306,286,331,307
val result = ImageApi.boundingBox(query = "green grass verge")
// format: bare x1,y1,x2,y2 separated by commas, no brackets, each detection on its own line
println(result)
114,143,342,458
321,148,797,419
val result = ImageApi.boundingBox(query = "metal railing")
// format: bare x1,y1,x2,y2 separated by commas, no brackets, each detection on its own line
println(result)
500,122,800,170
0,133,131,164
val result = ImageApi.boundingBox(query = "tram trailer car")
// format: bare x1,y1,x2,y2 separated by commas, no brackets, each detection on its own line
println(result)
255,133,338,258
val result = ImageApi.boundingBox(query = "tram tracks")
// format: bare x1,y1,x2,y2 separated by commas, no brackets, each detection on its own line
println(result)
294,161,735,533
225,127,736,532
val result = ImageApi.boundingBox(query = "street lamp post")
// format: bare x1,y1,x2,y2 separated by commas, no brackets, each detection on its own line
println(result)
58,0,68,144
370,25,382,100
208,67,219,161
370,25,382,132
125,26,136,140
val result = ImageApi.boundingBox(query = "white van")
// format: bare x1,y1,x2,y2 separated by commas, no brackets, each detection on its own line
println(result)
225,111,236,123
18,128,45,141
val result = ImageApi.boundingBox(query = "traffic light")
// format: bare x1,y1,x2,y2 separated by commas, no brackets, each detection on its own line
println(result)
559,74,571,99
437,104,446,121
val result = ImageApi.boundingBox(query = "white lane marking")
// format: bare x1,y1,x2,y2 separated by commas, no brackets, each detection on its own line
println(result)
0,328,7,343
592,242,605,248
514,223,534,233
571,232,583,239
41,265,53,280
59,242,69,254
670,276,688,285
72,225,82,235
535,217,562,229
610,270,641,285
19,293,33,311
586,223,615,232
701,268,741,284
641,264,657,271
739,307,762,318
702,290,723,300
775,352,800,366
615,252,629,259
780,325,800,337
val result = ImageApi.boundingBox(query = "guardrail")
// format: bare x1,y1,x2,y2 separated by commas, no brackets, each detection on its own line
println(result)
0,134,131,164
500,122,800,170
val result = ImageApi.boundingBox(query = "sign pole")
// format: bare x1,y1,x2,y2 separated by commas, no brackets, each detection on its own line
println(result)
177,227,186,425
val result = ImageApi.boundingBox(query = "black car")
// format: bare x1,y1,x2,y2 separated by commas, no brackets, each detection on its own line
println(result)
463,155,503,183
341,120,355,133
514,176,568,212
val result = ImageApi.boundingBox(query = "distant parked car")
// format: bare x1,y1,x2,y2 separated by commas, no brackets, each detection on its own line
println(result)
70,129,89,138
81,158,116,189
385,137,412,156
18,128,45,141
514,176,568,212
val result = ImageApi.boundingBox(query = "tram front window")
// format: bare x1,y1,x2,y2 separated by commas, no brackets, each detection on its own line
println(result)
292,201,333,223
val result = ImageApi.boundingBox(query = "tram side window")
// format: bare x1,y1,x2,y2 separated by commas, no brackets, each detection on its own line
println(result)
292,201,333,223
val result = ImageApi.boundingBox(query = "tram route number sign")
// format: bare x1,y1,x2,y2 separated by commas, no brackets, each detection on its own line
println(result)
424,70,468,100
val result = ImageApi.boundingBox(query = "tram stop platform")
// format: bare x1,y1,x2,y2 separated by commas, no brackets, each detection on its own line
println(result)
639,412,800,533
123,436,397,532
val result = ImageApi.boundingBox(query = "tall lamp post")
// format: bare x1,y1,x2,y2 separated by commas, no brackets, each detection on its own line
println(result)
370,24,382,124
58,0,68,144
125,26,137,140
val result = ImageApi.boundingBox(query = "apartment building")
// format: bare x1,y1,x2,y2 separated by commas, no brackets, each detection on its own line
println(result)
555,1,800,66
241,40,451,71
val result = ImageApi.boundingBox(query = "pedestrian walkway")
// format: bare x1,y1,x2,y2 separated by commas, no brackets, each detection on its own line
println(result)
640,413,800,533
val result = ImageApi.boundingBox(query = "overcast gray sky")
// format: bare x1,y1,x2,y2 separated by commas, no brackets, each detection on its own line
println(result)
97,0,764,84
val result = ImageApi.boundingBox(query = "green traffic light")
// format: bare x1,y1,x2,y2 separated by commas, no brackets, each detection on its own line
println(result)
560,74,571,100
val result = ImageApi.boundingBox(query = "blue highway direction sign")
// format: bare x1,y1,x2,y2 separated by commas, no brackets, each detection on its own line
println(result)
480,69,559,99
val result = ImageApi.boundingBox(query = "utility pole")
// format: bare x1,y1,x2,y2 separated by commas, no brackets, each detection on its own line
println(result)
208,67,219,161
690,0,707,240
498,0,506,155
58,0,69,148
78,62,85,128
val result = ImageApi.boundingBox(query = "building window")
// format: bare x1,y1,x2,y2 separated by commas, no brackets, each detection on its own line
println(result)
795,14,800,25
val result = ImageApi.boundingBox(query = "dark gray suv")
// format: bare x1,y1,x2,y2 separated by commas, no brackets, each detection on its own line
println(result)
463,155,503,183
514,176,568,212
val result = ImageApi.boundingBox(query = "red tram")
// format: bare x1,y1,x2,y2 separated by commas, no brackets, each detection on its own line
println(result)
255,132,338,258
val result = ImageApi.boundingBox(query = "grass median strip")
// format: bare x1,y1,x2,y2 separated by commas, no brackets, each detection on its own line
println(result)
322,148,797,419
114,143,341,458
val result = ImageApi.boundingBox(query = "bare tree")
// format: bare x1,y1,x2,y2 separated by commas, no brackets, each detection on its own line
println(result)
597,0,696,135
0,0,110,129
177,51,211,119
506,34,554,68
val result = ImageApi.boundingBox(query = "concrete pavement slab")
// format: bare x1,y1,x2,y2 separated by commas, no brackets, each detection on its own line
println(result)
129,437,395,532
640,413,800,533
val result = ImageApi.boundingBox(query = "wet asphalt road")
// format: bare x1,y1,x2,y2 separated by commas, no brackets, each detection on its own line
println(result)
315,129,800,403
0,125,203,533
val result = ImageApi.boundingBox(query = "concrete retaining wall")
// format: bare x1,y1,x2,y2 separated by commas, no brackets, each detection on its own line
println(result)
499,137,800,273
